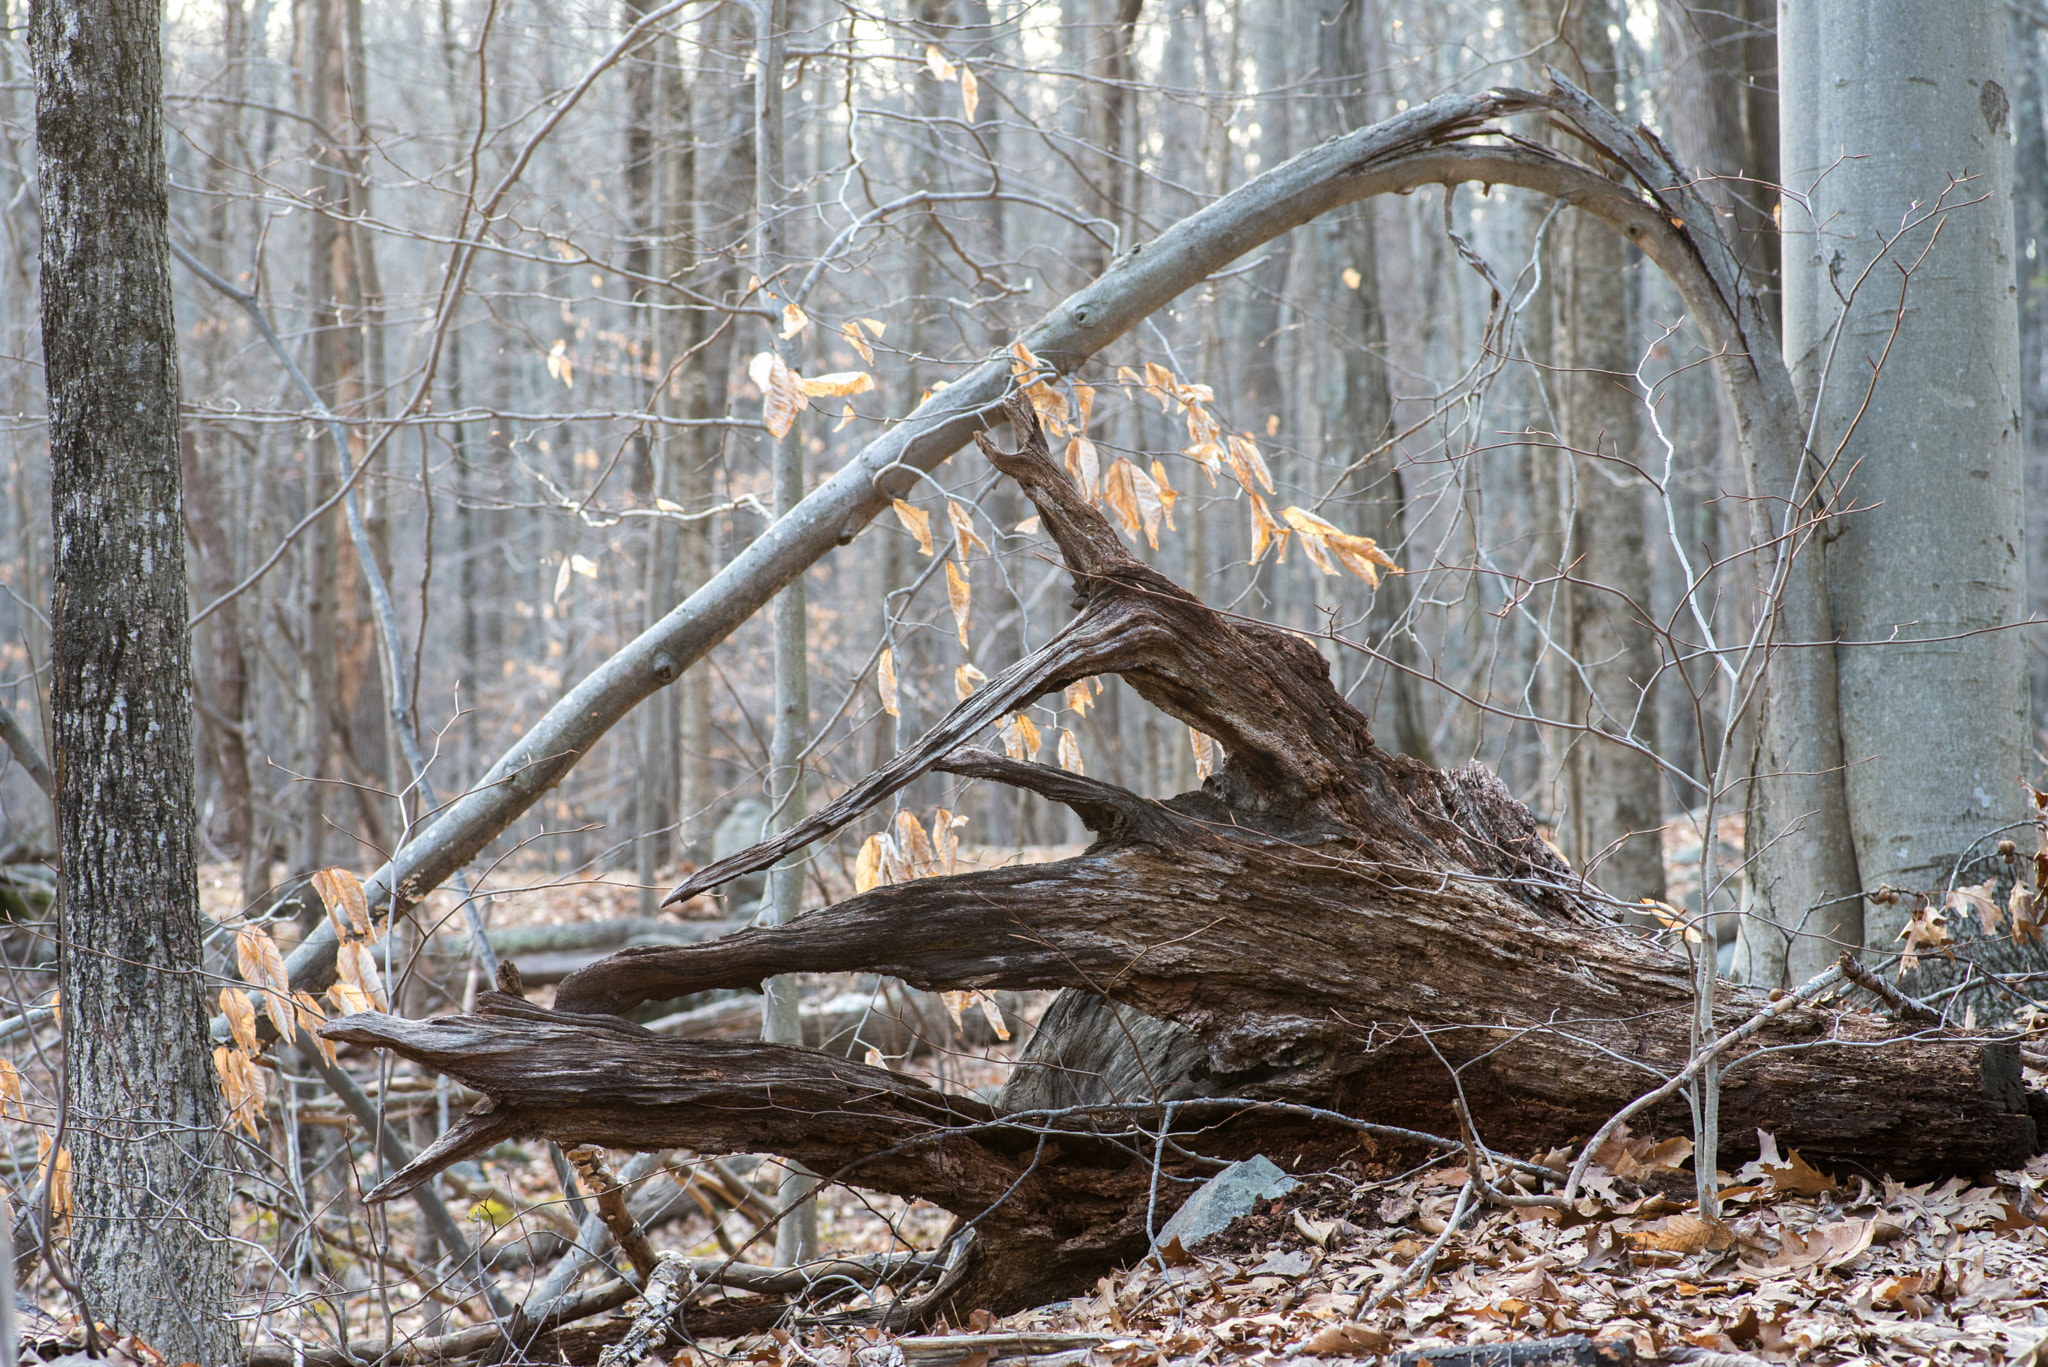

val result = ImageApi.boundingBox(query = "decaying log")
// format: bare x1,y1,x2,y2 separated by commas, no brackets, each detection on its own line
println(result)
329,391,2040,1325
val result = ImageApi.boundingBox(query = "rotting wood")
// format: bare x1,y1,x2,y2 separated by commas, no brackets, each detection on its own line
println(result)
328,391,2039,1325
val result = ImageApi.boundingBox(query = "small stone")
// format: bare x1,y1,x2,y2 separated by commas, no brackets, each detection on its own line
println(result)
1153,1154,1298,1252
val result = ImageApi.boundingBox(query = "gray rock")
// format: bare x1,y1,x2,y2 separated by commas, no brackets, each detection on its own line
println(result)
1153,1154,1297,1252
711,799,771,912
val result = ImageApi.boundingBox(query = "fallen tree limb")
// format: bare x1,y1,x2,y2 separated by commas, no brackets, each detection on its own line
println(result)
324,81,2039,1327
330,395,2038,1319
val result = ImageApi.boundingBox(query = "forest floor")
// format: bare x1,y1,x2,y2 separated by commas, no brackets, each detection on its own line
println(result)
25,812,2048,1365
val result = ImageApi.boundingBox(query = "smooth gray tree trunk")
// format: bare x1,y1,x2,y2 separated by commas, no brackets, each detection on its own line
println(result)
1784,1,2027,952
31,0,235,1350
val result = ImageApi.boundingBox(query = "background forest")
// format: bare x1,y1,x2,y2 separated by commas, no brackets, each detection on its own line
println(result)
2,0,2048,1357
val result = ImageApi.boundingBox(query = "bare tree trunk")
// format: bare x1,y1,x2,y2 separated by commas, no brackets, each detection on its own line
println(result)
754,0,818,1264
1529,0,1668,909
1787,1,2025,966
32,0,235,1346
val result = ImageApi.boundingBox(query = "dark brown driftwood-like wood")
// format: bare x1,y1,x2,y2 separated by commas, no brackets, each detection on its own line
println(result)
333,394,2040,1320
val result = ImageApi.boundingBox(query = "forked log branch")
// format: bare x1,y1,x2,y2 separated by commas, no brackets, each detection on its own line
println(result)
331,393,2040,1323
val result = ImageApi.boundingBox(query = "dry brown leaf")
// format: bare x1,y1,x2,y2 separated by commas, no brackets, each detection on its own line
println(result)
780,301,809,338
1149,459,1178,530
798,370,873,398
1301,1324,1392,1357
1946,879,2003,934
948,500,990,558
294,991,336,1064
840,318,874,364
1755,1217,1876,1272
335,940,388,1012
1191,728,1216,782
834,403,855,431
960,64,979,120
1064,436,1101,497
1279,506,1399,585
312,866,370,940
1058,729,1084,775
897,809,936,873
1341,267,1363,290
327,981,375,1016
859,317,886,338
938,989,971,1029
946,560,972,648
877,648,899,717
977,992,1009,1041
1102,459,1142,537
855,834,886,894
759,352,808,438
545,338,574,389
0,1058,19,1122
892,499,935,556
925,43,954,81
1225,432,1275,494
955,663,988,701
1001,713,1042,761
221,987,259,1054
1764,1147,1840,1197
1623,1213,1731,1254
1247,491,1287,563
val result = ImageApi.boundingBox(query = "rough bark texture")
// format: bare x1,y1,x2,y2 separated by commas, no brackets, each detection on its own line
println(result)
32,0,236,1351
335,396,2039,1322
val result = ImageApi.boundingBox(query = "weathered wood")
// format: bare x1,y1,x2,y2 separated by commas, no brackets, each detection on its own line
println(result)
328,391,2039,1325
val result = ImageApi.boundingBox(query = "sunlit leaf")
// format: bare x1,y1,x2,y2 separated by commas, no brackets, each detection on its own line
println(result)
1226,432,1275,494
1014,514,1041,534
859,317,887,338
834,402,857,432
925,43,955,81
780,301,810,338
798,370,874,398
570,553,600,579
955,663,988,701
762,353,809,438
1064,679,1094,717
545,339,574,389
1341,267,1363,289
865,1046,885,1068
877,647,899,717
855,834,886,894
892,499,935,556
1247,491,1287,563
840,318,875,364
1279,506,1400,585
946,560,972,648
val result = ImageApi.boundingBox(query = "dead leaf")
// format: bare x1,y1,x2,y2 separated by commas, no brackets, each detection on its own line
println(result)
1058,729,1084,775
220,987,258,1053
1247,492,1287,563
855,835,886,894
1764,1147,1839,1198
960,65,979,120
977,993,1009,1041
877,648,899,717
236,926,295,1040
946,561,971,648
1754,1217,1876,1273
841,319,874,364
1191,728,1216,781
1301,1323,1391,1356
780,301,809,338
897,810,936,873
312,867,370,940
798,370,873,399
1946,879,2002,934
1293,1209,1337,1247
1064,679,1095,716
1623,1213,1731,1254
939,989,971,1029
892,499,935,556
925,43,954,81
545,338,574,388
948,500,990,558
334,940,387,1012
955,663,988,701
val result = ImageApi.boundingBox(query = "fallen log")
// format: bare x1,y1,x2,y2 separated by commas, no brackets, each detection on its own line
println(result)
327,392,2040,1326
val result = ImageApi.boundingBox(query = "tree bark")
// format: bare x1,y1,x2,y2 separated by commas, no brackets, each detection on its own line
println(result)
335,396,2038,1324
1788,1,2028,964
32,0,235,1349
